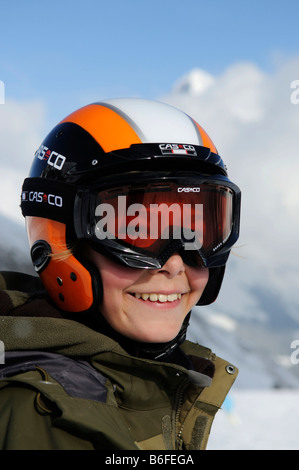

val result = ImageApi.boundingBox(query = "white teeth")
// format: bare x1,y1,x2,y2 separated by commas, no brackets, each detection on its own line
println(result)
133,293,182,302
149,293,158,301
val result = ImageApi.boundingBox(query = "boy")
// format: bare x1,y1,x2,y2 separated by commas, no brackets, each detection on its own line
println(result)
0,98,241,450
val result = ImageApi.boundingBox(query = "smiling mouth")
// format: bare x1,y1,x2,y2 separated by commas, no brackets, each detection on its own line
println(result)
130,292,182,303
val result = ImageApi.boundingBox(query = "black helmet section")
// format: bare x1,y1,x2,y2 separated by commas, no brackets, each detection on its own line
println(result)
29,122,107,182
30,122,228,186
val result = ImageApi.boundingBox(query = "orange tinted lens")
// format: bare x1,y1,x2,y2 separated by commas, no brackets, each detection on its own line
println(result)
94,182,233,256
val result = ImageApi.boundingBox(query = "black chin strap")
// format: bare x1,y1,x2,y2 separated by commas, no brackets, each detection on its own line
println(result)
134,313,191,360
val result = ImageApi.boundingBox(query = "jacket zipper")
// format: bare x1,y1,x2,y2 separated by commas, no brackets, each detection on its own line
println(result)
174,374,188,450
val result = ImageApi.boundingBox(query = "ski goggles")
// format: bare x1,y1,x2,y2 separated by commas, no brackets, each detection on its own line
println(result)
74,176,241,269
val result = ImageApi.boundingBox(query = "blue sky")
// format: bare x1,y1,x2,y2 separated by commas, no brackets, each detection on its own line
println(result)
1,0,299,125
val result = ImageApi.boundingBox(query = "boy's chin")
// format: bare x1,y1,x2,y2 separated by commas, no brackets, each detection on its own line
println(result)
131,328,182,345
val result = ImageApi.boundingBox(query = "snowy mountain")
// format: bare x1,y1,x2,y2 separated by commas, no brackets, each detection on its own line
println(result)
172,68,215,95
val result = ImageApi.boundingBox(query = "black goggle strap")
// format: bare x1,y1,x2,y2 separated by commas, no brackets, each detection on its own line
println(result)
21,177,77,225
21,178,240,271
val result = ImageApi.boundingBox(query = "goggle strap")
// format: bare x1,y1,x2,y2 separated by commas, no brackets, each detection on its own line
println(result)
21,177,76,225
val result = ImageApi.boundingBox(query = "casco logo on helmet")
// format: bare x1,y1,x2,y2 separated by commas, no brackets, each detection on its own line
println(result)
22,190,63,207
35,144,66,171
159,143,197,156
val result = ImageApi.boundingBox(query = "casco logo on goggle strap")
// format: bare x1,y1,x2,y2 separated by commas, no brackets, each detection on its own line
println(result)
21,190,63,207
159,143,197,156
94,196,203,250
35,144,66,170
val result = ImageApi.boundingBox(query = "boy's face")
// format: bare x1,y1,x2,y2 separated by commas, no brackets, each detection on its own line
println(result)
89,249,209,344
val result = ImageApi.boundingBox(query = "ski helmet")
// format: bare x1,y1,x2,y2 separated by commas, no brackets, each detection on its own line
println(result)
21,98,241,313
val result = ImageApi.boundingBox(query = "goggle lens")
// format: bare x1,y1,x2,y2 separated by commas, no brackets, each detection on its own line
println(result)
93,181,234,260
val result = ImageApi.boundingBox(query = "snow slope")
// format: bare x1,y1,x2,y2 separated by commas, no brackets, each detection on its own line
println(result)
208,389,299,450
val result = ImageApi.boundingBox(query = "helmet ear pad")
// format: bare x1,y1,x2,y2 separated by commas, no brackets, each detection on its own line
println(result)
196,266,226,306
27,217,102,313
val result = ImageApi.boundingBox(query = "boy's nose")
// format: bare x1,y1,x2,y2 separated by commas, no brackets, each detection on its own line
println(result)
152,254,185,278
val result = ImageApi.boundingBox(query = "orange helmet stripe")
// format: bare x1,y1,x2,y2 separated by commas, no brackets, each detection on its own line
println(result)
59,103,142,152
193,120,218,154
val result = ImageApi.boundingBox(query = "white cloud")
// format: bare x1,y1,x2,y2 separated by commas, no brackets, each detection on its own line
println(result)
0,99,46,223
162,59,299,318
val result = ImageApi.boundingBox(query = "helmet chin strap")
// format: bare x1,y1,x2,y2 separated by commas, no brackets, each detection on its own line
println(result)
134,313,191,360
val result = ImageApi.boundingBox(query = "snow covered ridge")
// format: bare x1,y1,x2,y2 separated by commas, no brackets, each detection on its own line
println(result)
172,68,215,95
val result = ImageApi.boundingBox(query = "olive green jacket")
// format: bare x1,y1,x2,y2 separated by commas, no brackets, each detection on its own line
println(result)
0,271,238,450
